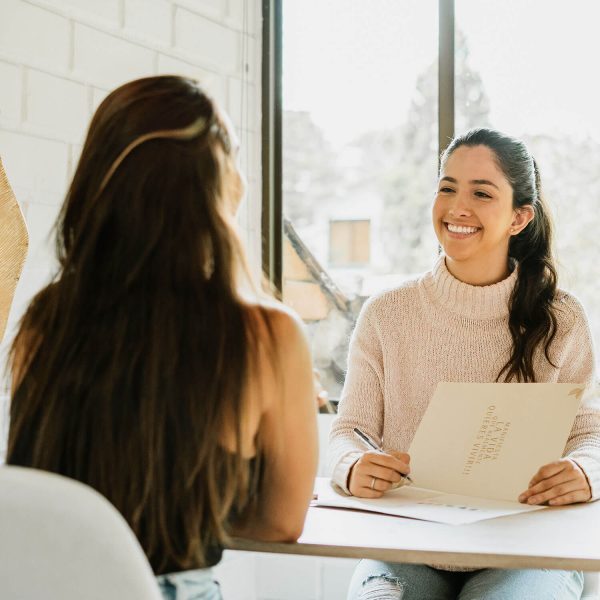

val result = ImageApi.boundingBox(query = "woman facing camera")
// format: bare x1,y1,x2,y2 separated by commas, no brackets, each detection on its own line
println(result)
7,76,318,599
330,128,600,599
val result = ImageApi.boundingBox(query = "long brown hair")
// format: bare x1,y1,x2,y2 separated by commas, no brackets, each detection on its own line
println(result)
7,76,269,573
441,128,558,382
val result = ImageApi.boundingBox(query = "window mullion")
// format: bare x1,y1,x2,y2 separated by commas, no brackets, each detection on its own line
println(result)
261,0,283,296
438,0,455,158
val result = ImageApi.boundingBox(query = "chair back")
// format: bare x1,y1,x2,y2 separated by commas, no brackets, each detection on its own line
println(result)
0,465,162,600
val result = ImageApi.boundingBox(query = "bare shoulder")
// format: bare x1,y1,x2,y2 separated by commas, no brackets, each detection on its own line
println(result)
243,301,312,411
244,300,308,351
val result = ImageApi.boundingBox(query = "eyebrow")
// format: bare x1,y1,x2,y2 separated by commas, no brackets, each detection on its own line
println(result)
440,176,499,190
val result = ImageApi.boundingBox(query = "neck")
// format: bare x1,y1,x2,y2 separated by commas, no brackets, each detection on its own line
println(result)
444,254,511,286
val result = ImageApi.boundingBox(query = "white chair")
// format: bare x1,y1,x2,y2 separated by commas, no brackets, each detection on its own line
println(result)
0,465,162,600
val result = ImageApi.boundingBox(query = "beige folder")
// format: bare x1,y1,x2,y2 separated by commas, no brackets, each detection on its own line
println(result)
317,383,583,524
408,382,583,501
0,158,28,343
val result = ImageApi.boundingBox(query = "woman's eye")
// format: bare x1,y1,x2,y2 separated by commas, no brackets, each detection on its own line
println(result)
439,186,454,193
474,190,492,199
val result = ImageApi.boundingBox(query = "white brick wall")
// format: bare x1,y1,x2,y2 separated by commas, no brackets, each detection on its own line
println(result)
0,62,22,122
0,0,71,71
73,24,157,87
42,0,122,26
175,8,239,73
26,70,89,141
124,0,172,45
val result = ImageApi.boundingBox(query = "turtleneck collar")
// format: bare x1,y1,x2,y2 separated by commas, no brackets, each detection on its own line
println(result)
421,254,518,320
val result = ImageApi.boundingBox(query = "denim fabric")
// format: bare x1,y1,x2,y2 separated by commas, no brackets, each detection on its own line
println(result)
157,568,222,600
347,560,584,600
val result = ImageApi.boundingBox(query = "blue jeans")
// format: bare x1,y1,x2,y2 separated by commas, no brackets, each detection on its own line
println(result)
157,568,222,600
348,560,584,599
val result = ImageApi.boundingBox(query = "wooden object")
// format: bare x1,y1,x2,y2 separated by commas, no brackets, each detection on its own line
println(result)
0,158,28,343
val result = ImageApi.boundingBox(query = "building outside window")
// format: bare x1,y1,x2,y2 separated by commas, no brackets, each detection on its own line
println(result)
329,219,371,267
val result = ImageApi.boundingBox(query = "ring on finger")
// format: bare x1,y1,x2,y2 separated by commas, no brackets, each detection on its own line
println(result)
370,476,377,490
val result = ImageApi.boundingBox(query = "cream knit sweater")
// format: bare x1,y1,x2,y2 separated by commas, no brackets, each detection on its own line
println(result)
329,256,600,502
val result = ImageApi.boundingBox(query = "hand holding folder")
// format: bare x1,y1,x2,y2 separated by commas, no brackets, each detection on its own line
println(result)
318,383,584,524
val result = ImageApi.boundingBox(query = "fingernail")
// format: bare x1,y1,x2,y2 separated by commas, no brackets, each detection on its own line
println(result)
527,497,537,504
518,494,525,502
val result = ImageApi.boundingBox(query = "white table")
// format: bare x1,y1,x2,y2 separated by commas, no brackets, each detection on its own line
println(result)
231,499,600,571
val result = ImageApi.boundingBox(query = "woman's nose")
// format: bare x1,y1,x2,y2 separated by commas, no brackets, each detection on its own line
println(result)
448,193,472,217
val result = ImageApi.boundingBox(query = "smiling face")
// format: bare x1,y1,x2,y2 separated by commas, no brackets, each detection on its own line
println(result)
432,144,533,285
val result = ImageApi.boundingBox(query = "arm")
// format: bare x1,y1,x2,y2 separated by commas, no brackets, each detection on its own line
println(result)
328,298,409,495
520,296,600,505
233,307,318,542
558,301,600,500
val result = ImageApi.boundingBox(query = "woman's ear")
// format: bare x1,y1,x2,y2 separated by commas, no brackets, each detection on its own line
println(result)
510,205,535,235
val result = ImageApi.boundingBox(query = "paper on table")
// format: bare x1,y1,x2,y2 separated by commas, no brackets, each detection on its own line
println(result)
314,478,544,525
316,383,583,524
408,383,583,501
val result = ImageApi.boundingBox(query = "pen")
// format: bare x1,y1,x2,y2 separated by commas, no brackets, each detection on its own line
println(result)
353,427,413,484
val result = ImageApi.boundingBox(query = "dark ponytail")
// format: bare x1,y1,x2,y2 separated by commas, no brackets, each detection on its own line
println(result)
441,129,558,382
502,158,558,381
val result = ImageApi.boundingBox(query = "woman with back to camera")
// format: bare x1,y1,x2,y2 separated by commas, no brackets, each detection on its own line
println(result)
330,128,600,599
7,75,318,599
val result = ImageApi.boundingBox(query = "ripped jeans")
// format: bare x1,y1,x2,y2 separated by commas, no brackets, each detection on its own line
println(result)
347,561,584,600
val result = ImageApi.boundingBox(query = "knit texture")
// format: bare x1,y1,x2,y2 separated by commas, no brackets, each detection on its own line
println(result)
329,254,600,499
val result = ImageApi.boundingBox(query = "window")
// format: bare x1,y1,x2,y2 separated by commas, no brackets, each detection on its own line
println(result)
269,1,600,400
280,0,438,398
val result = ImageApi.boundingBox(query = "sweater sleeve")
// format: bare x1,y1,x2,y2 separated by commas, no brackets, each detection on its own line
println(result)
328,298,385,493
558,295,600,501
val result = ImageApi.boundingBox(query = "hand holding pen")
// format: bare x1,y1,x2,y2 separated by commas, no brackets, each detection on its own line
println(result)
347,427,412,498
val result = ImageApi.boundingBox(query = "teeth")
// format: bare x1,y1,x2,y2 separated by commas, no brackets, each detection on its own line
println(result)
447,223,479,234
